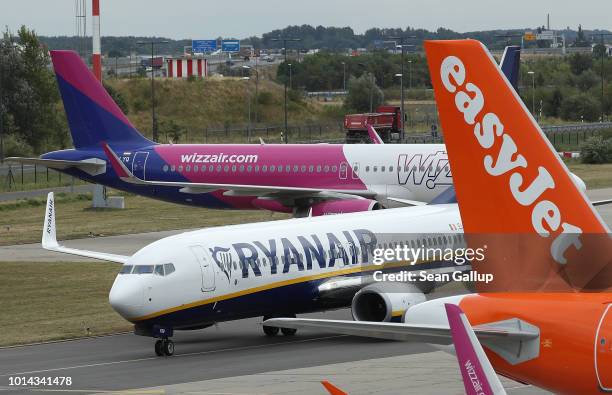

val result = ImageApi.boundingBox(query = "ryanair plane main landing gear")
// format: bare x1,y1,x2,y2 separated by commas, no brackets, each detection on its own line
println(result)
263,322,280,336
263,314,297,336
155,339,174,356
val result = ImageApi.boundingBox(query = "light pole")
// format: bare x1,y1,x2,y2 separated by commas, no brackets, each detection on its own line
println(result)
395,72,410,131
137,40,169,142
255,55,260,122
408,60,412,90
242,65,258,124
592,33,612,121
341,61,346,92
357,63,375,112
288,63,292,90
394,72,404,128
241,77,251,142
0,47,4,163
0,41,4,164
369,73,374,113
528,71,535,119
271,37,301,143
389,36,415,139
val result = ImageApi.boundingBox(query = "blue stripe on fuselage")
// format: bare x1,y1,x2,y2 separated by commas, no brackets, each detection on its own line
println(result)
137,260,459,330
41,148,233,209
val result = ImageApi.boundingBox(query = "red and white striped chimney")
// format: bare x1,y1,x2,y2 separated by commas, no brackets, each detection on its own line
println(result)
92,0,101,81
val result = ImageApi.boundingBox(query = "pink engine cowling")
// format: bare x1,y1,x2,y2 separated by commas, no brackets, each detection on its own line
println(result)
309,199,381,217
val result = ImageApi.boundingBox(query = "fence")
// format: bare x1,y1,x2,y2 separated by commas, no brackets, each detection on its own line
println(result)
400,122,612,148
168,122,346,144
1,164,84,193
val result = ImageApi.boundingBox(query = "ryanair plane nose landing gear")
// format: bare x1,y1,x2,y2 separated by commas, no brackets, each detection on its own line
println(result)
152,325,174,357
263,314,297,336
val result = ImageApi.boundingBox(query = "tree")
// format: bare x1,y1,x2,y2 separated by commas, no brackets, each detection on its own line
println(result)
108,49,123,58
575,69,599,91
593,43,607,58
159,119,184,143
1,26,66,154
580,136,611,163
560,93,600,121
569,53,593,75
543,88,564,117
103,83,129,115
344,73,383,112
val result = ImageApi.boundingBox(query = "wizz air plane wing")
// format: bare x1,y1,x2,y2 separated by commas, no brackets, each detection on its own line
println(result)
42,192,130,264
101,143,377,199
445,303,506,395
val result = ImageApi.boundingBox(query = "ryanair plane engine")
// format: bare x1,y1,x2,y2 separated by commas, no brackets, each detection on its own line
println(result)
350,282,426,322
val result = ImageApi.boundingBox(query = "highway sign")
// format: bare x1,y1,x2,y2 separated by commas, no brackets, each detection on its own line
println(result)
222,40,240,53
524,32,537,41
537,30,555,41
192,39,217,53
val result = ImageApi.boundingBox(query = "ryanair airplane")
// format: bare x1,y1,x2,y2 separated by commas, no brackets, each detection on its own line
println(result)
41,191,467,357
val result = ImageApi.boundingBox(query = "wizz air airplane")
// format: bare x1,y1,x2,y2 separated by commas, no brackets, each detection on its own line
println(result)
265,40,612,395
41,188,469,357
9,47,520,217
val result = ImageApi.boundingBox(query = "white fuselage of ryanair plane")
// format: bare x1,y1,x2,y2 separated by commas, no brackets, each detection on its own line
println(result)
42,192,466,355
108,204,463,327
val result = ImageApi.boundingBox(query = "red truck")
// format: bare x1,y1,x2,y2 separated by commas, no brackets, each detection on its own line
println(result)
344,105,403,143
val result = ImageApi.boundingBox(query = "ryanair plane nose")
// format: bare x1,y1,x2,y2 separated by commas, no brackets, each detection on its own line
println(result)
109,274,145,321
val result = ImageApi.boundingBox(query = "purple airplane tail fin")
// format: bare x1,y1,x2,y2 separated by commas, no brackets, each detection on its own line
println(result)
50,50,153,149
445,303,507,395
367,125,384,144
499,45,521,93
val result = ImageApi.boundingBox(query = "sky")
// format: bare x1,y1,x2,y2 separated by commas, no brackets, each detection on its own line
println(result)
0,0,610,39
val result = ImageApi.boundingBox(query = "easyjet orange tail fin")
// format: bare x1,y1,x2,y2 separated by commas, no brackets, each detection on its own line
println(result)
424,40,611,291
321,380,348,395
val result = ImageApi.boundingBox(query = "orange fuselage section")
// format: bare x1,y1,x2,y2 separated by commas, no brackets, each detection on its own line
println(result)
460,293,612,395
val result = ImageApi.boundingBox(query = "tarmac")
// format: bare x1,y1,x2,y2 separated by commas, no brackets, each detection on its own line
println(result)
0,187,610,394
0,302,547,395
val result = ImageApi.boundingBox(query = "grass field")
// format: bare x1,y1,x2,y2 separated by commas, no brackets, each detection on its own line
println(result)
108,78,342,142
564,160,612,189
0,261,130,346
0,192,290,246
